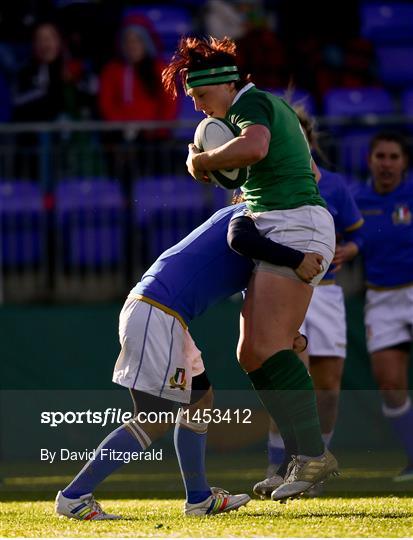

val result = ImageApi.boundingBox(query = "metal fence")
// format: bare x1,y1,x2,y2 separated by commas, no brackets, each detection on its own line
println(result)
0,118,412,303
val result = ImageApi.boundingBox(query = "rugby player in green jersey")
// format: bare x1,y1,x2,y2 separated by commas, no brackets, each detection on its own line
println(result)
163,36,338,501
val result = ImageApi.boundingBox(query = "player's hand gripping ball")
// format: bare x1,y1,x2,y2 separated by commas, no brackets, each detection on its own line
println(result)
193,118,250,189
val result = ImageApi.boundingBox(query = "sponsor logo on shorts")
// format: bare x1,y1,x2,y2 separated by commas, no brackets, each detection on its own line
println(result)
392,204,412,225
170,367,187,390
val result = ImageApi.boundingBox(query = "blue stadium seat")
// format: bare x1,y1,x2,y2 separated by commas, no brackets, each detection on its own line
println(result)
55,179,124,268
376,46,413,87
323,87,394,117
360,2,413,44
122,5,192,57
132,175,221,264
0,181,44,268
323,88,394,176
402,88,413,116
266,88,316,115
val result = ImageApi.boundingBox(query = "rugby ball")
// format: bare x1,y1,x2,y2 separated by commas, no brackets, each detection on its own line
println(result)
194,117,249,189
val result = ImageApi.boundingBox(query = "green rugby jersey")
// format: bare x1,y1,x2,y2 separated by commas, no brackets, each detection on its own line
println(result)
226,85,326,212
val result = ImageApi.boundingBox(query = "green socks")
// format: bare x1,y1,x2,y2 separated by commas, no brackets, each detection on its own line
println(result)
249,350,324,457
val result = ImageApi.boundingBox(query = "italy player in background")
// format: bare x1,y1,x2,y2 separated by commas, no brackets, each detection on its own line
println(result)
55,203,321,520
253,106,364,498
354,131,413,481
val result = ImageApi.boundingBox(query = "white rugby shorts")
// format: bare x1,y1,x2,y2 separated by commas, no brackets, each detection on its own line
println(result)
364,285,413,353
113,296,205,403
300,284,347,358
251,205,336,287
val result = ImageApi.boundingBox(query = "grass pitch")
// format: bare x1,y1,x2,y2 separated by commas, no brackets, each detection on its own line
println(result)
1,451,413,537
2,497,413,537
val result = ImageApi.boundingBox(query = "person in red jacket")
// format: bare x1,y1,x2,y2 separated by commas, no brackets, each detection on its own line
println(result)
99,18,177,127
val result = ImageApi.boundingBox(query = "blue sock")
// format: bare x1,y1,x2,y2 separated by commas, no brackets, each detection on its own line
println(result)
383,399,413,464
268,441,285,466
174,422,211,504
63,424,146,499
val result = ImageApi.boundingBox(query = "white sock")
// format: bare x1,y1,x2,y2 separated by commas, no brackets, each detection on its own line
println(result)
322,431,334,447
268,431,284,449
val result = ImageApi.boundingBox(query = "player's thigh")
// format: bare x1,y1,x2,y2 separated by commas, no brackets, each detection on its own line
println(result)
128,388,176,440
238,271,313,370
371,348,410,389
252,205,336,287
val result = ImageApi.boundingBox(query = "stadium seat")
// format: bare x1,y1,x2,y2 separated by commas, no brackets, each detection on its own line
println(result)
122,5,192,58
360,2,413,44
0,180,44,268
323,87,394,117
55,179,124,269
132,175,219,264
323,88,394,176
376,46,413,87
266,88,316,115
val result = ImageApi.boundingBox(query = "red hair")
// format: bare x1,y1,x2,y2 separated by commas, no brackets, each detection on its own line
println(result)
162,36,238,99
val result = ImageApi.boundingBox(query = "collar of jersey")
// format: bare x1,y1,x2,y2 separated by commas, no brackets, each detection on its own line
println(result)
231,82,255,106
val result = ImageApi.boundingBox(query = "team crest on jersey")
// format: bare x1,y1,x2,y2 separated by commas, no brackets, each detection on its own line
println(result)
392,204,411,225
170,367,187,390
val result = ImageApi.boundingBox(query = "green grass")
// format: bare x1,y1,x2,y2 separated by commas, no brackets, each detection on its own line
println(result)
1,497,413,537
1,452,413,537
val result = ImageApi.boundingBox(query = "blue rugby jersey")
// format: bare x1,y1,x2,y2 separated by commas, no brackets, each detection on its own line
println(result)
130,204,253,326
354,179,413,288
318,167,364,282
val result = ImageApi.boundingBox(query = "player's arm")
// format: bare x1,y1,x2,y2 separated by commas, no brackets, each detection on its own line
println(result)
331,226,364,272
227,215,323,283
189,125,270,175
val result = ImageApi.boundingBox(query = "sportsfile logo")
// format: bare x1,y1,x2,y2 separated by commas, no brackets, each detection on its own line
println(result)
41,408,133,428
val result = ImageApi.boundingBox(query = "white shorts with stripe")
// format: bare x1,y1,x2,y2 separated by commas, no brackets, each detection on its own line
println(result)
300,284,347,358
364,285,413,353
251,205,336,287
112,296,205,404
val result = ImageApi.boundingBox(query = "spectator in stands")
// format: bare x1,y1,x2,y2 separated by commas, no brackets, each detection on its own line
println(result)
12,21,97,122
11,21,101,180
98,16,178,186
355,132,413,482
99,16,177,129
203,0,287,89
315,38,378,100
235,0,287,89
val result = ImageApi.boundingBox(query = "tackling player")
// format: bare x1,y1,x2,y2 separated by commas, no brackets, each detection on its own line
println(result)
55,203,321,520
